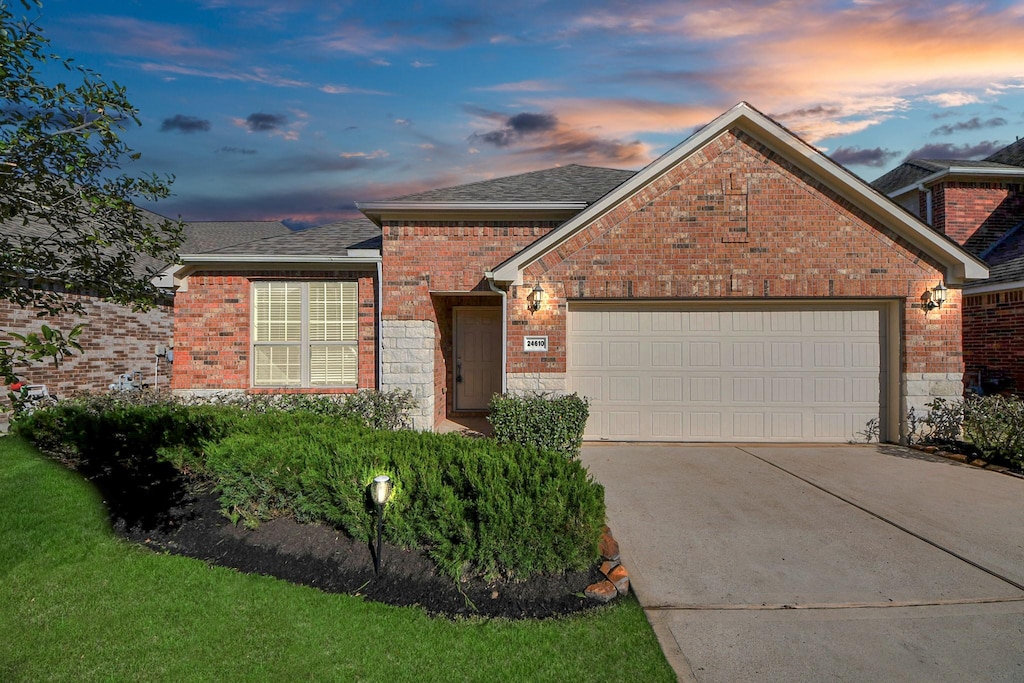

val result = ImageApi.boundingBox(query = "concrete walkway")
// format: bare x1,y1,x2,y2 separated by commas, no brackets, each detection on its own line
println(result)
581,444,1024,682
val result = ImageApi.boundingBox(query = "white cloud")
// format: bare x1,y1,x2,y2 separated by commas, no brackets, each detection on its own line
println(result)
923,92,981,107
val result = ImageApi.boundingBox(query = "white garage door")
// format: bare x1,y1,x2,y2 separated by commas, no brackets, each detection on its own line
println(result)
567,305,886,442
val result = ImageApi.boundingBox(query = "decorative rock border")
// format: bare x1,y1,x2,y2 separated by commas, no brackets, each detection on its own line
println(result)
910,444,1024,480
585,526,631,603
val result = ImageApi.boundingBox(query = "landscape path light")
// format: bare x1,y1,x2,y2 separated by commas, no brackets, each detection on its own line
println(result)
371,475,393,575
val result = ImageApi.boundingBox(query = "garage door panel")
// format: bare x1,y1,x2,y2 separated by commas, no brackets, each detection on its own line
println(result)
569,304,886,442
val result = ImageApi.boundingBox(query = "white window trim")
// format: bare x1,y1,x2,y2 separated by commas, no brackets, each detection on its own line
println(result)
251,280,358,388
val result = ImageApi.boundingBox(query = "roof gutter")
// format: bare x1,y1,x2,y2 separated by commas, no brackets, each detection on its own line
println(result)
178,252,381,265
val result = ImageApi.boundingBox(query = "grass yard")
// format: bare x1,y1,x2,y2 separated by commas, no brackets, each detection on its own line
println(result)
0,435,674,682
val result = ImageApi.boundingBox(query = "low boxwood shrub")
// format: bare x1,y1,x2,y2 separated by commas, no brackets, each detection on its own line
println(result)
177,389,417,430
199,411,606,581
488,392,589,458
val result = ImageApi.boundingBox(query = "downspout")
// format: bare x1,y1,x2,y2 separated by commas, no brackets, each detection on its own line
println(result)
487,277,508,394
376,260,383,391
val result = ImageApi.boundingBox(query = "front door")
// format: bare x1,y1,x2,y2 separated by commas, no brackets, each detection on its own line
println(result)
454,307,502,411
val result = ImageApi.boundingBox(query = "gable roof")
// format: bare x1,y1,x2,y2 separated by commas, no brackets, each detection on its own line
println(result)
489,102,988,285
357,164,635,224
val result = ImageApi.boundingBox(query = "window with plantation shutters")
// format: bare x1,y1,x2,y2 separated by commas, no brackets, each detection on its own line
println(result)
252,281,358,387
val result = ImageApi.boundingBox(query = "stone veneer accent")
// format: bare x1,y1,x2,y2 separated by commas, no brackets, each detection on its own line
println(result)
903,372,965,417
506,372,567,396
380,319,435,430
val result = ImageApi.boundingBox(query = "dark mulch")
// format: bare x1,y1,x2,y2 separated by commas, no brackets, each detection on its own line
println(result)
92,464,604,620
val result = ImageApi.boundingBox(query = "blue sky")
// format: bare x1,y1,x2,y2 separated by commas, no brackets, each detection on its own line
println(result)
32,0,1024,227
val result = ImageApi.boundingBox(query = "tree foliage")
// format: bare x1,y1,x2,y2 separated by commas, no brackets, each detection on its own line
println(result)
0,0,182,383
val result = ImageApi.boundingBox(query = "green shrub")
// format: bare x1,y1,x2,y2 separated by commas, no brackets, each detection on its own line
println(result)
14,391,604,582
919,395,1024,468
200,412,606,580
488,393,589,458
177,389,417,430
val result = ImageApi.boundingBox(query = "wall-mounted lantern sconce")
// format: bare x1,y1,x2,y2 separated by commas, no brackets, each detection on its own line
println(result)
924,281,948,310
370,475,393,575
528,283,546,312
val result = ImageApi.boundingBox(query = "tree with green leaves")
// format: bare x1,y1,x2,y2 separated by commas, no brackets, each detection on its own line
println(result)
0,0,182,388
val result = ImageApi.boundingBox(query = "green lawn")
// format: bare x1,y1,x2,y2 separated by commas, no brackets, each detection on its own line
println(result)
0,435,674,682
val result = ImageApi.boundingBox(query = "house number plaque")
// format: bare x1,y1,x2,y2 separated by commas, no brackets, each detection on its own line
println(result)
524,336,548,352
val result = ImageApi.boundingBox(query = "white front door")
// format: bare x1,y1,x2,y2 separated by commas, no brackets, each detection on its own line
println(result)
454,307,502,411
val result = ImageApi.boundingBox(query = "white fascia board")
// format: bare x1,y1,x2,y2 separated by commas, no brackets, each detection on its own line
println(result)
964,279,1024,295
490,102,988,285
179,252,380,265
356,201,586,212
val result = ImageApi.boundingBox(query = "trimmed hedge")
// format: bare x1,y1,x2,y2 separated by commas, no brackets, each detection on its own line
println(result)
190,412,605,580
14,395,606,582
488,393,589,458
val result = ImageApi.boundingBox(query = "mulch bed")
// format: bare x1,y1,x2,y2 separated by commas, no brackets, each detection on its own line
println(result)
103,476,605,620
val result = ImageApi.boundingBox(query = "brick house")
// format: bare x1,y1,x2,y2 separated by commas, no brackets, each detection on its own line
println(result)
873,139,1024,393
0,217,291,400
172,103,987,443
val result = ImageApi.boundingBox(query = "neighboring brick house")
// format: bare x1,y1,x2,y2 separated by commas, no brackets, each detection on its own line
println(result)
873,139,1024,393
173,103,987,443
0,217,291,400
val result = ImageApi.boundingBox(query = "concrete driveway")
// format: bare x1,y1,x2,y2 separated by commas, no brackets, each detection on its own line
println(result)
581,444,1024,682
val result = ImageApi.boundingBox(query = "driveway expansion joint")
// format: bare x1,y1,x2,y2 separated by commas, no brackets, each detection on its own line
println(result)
736,445,1024,594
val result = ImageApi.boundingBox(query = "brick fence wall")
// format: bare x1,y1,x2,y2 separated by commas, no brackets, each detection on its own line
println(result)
0,293,174,399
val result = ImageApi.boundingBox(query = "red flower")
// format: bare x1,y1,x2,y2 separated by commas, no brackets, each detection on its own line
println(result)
9,382,24,391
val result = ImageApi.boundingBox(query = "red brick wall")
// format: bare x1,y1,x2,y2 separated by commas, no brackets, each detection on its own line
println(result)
508,130,960,378
963,288,1024,392
172,270,378,392
932,181,1024,251
382,221,561,425
0,293,173,398
381,221,561,320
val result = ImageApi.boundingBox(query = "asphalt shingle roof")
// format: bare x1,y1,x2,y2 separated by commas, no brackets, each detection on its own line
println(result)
203,218,380,256
984,138,1024,167
384,164,637,204
870,159,1024,194
181,220,292,254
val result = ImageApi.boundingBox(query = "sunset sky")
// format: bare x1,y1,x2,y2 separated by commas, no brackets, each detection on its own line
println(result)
32,0,1024,227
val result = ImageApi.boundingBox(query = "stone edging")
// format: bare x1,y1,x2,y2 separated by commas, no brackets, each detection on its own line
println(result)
910,445,1024,480
584,526,630,603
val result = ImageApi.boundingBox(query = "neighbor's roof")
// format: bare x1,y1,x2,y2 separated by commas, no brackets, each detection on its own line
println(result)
0,207,178,281
871,159,1024,195
383,164,636,204
985,137,1024,166
873,136,1024,196
966,221,1024,290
